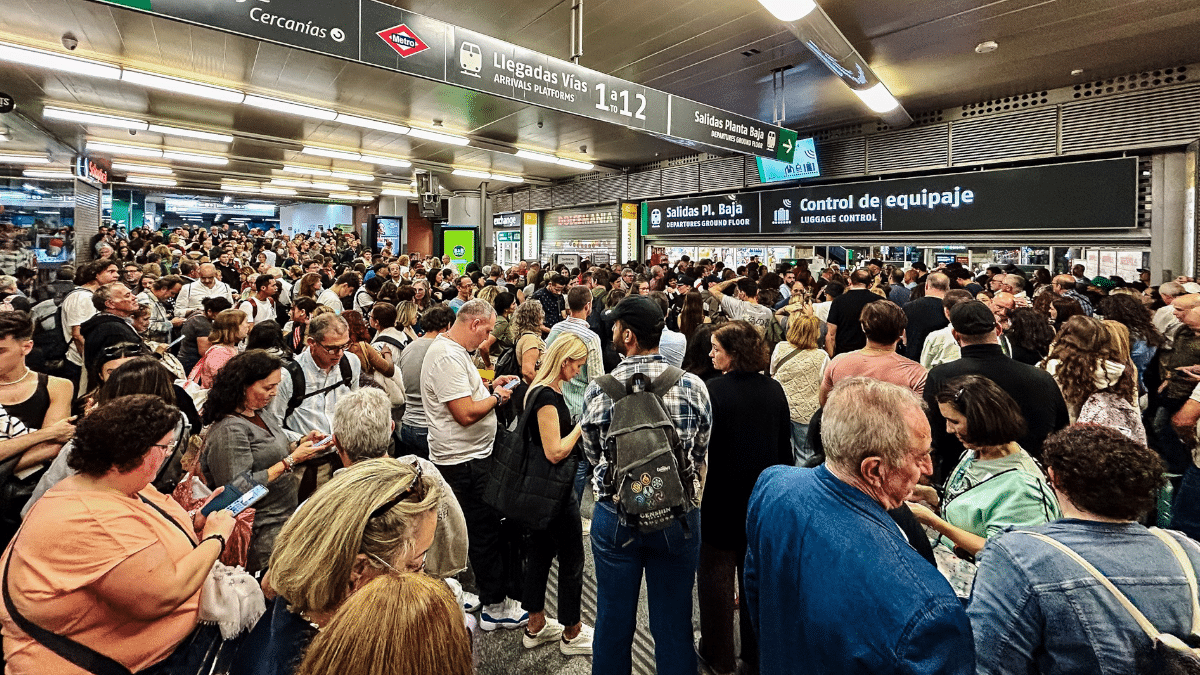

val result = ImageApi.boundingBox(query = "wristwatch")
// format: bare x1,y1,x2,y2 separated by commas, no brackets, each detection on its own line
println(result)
282,455,296,473
492,392,503,406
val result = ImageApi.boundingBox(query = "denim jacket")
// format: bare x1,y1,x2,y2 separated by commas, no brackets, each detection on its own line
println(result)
968,519,1200,675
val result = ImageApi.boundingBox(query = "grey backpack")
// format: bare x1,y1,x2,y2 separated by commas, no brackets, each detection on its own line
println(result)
594,366,693,532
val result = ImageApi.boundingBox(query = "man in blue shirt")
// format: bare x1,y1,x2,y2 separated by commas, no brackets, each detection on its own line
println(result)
745,377,974,675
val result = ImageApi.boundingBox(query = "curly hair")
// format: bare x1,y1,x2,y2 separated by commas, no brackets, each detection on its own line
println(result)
1044,315,1137,414
69,394,180,477
1042,424,1164,520
1007,307,1055,358
202,349,283,424
1098,293,1165,347
713,320,770,373
510,300,544,342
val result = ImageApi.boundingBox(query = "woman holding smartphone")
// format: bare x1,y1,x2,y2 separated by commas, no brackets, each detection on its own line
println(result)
201,349,325,572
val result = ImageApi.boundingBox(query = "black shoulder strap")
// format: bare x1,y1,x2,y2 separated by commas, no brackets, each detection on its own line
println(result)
337,354,353,385
285,356,354,422
284,359,307,420
771,347,803,376
649,366,685,397
374,335,404,351
137,494,197,548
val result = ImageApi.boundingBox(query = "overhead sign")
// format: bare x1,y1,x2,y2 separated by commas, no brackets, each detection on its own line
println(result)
90,0,793,161
493,212,519,228
74,156,110,185
641,194,760,235
756,138,820,183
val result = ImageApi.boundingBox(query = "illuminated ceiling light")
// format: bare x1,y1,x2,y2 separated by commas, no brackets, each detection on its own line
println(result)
162,150,228,166
490,174,524,183
260,186,298,195
381,188,416,197
23,169,74,178
120,69,245,103
147,124,234,144
755,0,817,22
0,154,51,164
408,127,470,146
853,82,900,113
515,149,559,164
111,162,173,175
222,184,262,194
0,42,121,80
334,113,410,135
329,171,374,182
87,141,163,158
301,146,362,161
360,154,412,168
310,181,351,191
243,95,337,121
43,106,148,131
269,178,310,188
556,157,594,170
452,169,492,179
283,165,333,176
125,176,178,187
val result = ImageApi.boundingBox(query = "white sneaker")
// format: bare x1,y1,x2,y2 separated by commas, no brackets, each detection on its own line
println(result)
559,623,594,656
444,578,480,613
522,617,564,648
479,598,529,631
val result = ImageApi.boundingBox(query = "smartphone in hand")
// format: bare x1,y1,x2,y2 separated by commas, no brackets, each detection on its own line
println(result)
502,378,521,390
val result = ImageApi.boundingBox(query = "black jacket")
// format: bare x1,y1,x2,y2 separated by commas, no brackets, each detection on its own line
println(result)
924,343,1069,479
80,313,143,375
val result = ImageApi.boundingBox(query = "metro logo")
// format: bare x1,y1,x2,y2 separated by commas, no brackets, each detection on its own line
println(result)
377,24,428,58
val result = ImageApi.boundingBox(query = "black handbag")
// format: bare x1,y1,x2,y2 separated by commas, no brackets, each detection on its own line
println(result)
483,386,577,530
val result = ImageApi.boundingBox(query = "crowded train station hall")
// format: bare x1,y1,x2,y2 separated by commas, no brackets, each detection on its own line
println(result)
0,0,1199,673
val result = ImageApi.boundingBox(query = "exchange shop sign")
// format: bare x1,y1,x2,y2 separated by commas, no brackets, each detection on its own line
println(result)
760,157,1138,234
642,194,760,236
91,0,794,162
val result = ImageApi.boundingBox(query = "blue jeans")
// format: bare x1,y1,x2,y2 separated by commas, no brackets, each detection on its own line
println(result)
590,501,700,675
1171,463,1200,540
790,421,812,467
399,423,429,460
574,456,593,505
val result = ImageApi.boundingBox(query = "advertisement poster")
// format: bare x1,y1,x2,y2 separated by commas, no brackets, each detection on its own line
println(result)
1099,250,1118,276
443,229,476,275
1116,251,1142,281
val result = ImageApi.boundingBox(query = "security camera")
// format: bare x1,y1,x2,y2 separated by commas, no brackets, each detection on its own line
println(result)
128,129,137,136
537,120,544,129
61,34,78,51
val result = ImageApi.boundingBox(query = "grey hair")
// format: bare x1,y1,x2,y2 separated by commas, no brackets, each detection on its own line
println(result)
333,388,392,464
0,275,16,292
822,377,926,473
926,272,951,291
307,312,349,343
454,298,496,323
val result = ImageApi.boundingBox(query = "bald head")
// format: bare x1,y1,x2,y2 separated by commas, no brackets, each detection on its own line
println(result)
198,263,218,288
1052,274,1077,294
1184,305,1200,332
925,272,951,296
1173,294,1200,322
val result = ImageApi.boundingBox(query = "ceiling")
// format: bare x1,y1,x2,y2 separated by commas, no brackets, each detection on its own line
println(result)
0,0,1197,203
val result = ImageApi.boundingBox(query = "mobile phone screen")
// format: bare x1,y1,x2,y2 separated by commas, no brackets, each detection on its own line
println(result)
200,472,260,515
225,484,268,516
502,378,521,390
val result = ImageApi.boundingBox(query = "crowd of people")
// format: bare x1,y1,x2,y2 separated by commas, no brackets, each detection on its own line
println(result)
0,223,1193,675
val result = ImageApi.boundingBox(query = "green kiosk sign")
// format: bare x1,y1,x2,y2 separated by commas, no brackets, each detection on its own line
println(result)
443,229,476,275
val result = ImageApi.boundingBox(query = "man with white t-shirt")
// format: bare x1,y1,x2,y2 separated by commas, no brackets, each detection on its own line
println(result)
420,299,526,631
174,263,234,318
60,260,120,389
238,275,277,328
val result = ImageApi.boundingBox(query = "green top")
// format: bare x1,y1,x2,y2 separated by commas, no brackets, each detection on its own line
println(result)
940,447,1061,545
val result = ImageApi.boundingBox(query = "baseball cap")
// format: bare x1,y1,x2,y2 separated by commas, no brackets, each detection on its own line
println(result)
1184,282,1200,295
950,300,997,335
603,295,665,341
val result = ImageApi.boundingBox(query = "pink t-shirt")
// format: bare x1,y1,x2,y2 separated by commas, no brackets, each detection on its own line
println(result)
820,350,928,402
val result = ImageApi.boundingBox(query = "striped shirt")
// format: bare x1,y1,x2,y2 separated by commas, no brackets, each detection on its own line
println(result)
545,317,604,420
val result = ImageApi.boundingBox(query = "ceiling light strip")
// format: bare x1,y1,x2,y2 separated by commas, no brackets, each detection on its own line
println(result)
0,154,51,164
244,95,337,121
43,106,148,131
0,43,121,80
147,124,234,144
111,162,173,175
120,69,245,103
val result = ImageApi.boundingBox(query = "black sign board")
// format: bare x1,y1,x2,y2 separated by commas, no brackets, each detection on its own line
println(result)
91,0,792,161
493,212,519,228
760,158,1137,234
642,194,760,235
0,92,13,114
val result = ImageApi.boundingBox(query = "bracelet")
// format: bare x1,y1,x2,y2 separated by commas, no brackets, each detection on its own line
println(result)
282,455,296,473
492,392,503,406
201,534,226,557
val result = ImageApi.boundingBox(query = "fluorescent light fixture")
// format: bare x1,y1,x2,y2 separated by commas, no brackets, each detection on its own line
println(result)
755,0,817,22
111,162,173,175
283,165,333,176
334,113,410,135
556,157,594,170
87,141,163,158
301,146,361,161
43,106,148,131
381,188,415,197
853,82,900,113
515,149,559,164
359,154,412,168
120,69,245,103
270,178,310,188
490,174,524,183
147,124,233,144
36,210,59,214
310,182,351,191
0,154,50,164
452,169,492,180
222,185,262,194
162,150,228,166
260,187,297,196
329,171,374,182
408,127,470,146
0,43,121,80
243,95,337,121
23,169,74,178
125,176,178,187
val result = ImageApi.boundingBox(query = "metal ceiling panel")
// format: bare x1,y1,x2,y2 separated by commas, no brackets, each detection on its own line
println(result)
951,107,1058,165
626,169,662,200
1061,83,1200,154
810,137,866,180
866,124,949,174
660,163,699,197
596,174,627,202
699,155,745,193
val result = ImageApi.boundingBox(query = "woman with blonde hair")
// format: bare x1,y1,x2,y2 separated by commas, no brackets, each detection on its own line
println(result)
519,333,593,655
295,573,471,675
193,308,247,388
770,313,829,465
1041,315,1144,442
235,458,441,675
511,300,546,384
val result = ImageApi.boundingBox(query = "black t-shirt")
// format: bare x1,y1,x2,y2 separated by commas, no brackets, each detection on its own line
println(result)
903,296,949,362
528,386,573,447
826,289,882,355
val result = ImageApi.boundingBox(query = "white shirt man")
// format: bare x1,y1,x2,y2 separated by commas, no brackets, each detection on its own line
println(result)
238,276,278,328
174,263,234,317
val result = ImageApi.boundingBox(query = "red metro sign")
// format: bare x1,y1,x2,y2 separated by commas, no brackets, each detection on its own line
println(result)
377,24,429,58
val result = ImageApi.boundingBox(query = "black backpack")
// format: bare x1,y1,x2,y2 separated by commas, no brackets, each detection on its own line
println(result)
493,331,536,379
282,356,354,423
593,367,693,532
28,288,86,374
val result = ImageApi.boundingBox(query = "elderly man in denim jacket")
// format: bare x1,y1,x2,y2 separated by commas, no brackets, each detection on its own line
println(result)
745,377,974,675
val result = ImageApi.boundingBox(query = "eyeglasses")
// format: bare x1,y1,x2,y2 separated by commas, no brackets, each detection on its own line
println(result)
315,341,350,354
367,548,427,574
369,461,424,520
101,342,143,360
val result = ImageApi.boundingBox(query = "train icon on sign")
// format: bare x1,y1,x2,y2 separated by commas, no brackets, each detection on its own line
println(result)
650,209,662,225
460,42,482,77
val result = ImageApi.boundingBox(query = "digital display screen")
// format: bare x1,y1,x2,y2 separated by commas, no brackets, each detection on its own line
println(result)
755,138,820,184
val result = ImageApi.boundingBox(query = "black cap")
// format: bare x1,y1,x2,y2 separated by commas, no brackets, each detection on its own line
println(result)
949,301,996,335
1137,268,1151,273
603,295,665,340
